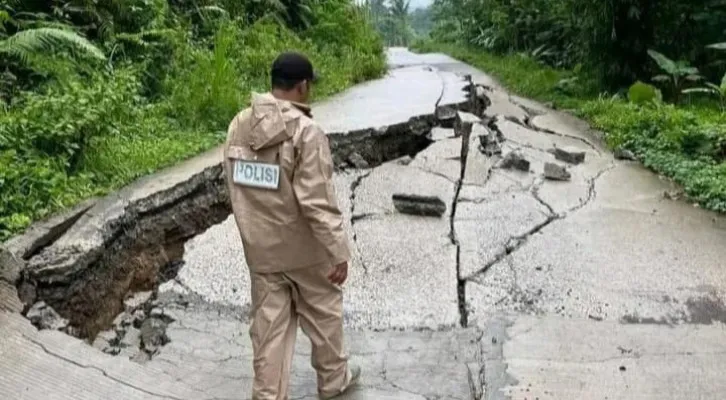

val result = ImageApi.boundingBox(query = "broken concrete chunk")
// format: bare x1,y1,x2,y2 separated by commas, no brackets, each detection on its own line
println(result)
124,291,152,313
0,246,22,284
26,301,68,331
552,146,586,165
150,307,165,318
131,351,152,364
141,317,169,353
120,326,141,349
544,162,571,181
478,133,503,157
347,152,370,169
113,311,134,328
132,309,146,328
392,194,447,217
435,104,458,127
92,329,118,351
500,152,530,172
396,155,413,166
454,111,481,138
472,122,489,138
614,148,637,161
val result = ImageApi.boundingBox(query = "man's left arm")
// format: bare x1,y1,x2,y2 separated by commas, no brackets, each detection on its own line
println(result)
292,123,351,267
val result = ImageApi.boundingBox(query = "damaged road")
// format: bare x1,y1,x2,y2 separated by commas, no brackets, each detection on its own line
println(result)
2,48,726,400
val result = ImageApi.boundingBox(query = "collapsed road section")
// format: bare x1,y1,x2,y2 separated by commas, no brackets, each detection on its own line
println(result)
1,63,481,346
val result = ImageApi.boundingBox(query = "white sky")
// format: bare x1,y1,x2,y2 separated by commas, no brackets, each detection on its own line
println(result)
355,0,433,10
409,0,433,9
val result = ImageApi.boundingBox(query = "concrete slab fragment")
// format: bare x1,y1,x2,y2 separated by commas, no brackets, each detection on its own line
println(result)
496,118,591,155
409,137,462,182
354,162,456,218
482,88,529,122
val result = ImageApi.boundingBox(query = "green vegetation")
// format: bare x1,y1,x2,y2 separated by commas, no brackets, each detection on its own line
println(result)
0,0,385,241
408,0,726,214
361,0,430,46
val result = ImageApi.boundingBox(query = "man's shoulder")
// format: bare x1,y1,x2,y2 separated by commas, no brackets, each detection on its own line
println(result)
296,115,325,141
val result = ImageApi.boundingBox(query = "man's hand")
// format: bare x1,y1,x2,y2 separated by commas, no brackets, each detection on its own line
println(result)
327,261,349,285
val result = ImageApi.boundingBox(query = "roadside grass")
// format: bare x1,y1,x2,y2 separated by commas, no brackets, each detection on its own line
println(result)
413,41,726,213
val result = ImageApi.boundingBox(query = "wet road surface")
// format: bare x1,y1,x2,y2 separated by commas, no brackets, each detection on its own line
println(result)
2,48,726,400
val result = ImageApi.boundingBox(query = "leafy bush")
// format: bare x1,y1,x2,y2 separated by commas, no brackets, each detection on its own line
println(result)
429,0,726,87
0,0,385,241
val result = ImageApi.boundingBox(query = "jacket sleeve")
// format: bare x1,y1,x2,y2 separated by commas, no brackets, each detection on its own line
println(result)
292,123,351,266
222,115,238,186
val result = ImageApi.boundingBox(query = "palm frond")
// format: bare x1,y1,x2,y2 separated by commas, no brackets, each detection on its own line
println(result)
0,27,105,64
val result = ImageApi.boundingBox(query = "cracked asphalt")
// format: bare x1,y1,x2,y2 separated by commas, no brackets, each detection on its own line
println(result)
3,48,726,400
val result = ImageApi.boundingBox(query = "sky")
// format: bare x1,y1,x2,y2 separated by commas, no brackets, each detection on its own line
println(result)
409,0,433,9
355,0,433,10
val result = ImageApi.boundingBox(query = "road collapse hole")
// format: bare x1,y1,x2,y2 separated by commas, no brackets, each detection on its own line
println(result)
18,110,476,361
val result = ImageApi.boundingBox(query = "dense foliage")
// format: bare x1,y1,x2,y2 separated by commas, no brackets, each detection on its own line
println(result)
0,0,385,240
361,0,430,46
428,0,726,88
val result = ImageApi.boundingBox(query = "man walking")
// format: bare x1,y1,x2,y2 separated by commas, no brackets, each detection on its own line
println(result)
222,51,361,399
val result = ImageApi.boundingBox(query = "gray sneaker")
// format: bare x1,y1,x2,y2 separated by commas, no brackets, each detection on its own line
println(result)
320,364,362,399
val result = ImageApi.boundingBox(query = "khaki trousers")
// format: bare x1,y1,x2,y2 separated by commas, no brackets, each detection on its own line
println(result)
249,264,349,400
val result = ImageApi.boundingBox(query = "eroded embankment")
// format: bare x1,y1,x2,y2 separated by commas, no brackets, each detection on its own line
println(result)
4,82,486,344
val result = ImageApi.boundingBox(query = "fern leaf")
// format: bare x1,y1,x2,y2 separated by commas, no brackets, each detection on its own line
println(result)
0,27,105,63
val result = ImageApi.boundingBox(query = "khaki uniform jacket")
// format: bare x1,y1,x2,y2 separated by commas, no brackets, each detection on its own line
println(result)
223,92,351,273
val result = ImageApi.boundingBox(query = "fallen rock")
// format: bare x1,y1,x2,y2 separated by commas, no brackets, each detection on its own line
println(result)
614,148,637,161
120,326,141,349
435,104,458,127
396,155,413,166
113,311,134,328
544,162,571,181
141,317,169,353
131,351,151,364
499,151,530,172
26,301,69,331
0,246,22,284
392,194,447,217
478,133,503,157
132,309,146,328
454,111,481,138
124,291,152,313
92,329,119,352
347,152,370,169
663,190,684,201
551,146,586,165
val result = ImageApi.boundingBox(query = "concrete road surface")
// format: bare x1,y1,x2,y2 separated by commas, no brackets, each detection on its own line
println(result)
1,48,725,400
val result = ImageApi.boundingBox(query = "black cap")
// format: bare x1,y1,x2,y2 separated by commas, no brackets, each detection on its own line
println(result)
271,51,318,83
